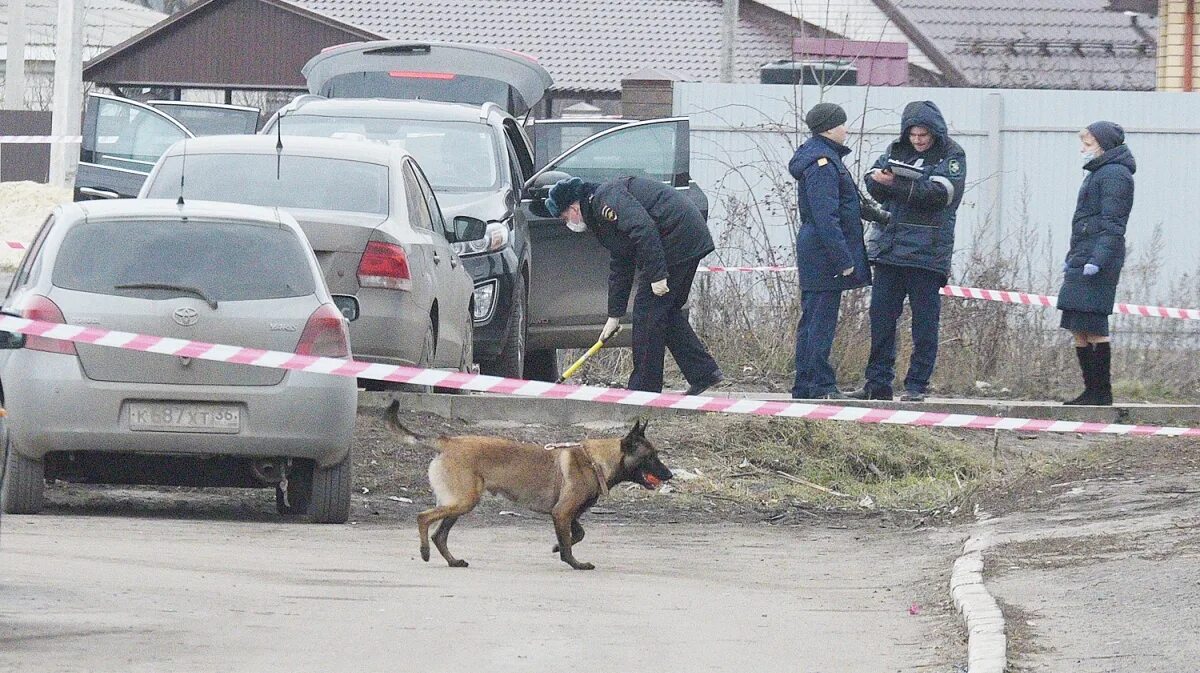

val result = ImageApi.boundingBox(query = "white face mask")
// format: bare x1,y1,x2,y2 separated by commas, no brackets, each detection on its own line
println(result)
1081,151,1097,165
565,217,588,233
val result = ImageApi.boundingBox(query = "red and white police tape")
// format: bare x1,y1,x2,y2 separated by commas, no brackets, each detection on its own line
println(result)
699,266,1200,321
0,313,1197,438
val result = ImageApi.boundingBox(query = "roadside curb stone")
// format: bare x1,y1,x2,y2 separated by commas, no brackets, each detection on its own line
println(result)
950,532,1006,673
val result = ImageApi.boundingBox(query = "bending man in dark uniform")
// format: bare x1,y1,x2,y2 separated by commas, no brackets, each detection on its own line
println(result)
543,175,724,395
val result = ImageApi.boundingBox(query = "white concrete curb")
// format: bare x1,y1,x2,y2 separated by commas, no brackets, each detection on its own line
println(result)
950,532,1007,673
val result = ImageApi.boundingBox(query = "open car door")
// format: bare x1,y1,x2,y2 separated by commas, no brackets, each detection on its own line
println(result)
74,94,260,201
519,117,708,351
147,101,260,136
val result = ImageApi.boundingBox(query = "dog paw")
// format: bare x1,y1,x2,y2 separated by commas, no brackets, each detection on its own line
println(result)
420,546,430,562
449,559,469,568
573,562,595,571
551,544,560,553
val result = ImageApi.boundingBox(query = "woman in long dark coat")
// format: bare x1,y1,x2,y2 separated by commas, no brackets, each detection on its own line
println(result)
1057,121,1135,406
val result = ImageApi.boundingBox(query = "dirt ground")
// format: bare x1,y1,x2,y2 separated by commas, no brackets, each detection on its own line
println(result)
975,439,1200,672
0,407,977,673
4,405,1198,672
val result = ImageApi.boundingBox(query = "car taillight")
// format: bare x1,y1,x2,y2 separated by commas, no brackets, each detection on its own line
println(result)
357,241,412,291
296,304,350,358
22,294,77,355
389,70,455,80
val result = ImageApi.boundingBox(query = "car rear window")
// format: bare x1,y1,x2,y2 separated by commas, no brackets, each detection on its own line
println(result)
52,219,317,301
277,116,500,193
145,154,389,215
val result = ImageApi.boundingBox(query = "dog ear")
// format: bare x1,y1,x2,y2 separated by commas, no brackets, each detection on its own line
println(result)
639,417,650,434
628,419,643,437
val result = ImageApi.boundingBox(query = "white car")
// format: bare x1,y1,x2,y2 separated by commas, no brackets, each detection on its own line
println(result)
0,199,358,522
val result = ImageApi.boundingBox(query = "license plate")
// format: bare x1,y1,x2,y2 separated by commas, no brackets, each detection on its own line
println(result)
128,402,241,434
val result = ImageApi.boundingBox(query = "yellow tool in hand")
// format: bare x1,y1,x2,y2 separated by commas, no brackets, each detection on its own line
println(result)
556,325,622,384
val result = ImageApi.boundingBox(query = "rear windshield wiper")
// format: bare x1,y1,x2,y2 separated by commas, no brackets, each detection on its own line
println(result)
114,282,218,310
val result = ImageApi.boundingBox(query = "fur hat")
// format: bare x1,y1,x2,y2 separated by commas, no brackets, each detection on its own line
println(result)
545,177,586,217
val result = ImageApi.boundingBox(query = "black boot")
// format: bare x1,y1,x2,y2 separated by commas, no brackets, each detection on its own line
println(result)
1063,345,1096,406
1091,342,1113,406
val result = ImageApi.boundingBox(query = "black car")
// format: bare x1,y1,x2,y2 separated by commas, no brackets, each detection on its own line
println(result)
273,41,707,381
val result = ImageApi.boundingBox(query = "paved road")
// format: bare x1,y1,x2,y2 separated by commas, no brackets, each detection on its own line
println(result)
1,507,962,673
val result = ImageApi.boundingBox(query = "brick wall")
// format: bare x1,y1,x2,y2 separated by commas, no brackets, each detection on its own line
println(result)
1158,0,1200,90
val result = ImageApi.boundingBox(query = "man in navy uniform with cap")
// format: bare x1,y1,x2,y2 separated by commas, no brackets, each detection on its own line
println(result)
789,102,871,399
541,175,724,395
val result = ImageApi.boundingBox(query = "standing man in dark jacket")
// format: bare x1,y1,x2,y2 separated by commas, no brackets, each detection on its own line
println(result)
1057,121,1135,406
542,175,724,395
849,101,966,402
789,102,871,399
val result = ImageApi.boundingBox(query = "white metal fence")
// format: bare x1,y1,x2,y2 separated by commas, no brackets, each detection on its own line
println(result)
676,83,1200,305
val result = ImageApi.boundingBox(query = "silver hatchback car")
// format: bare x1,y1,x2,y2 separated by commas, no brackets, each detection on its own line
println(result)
0,200,357,522
139,135,475,385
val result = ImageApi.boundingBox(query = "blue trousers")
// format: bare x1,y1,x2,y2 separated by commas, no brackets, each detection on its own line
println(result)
792,289,843,398
627,260,721,393
864,263,943,394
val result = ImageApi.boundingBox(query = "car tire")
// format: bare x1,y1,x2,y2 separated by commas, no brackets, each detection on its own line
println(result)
2,441,45,515
480,285,525,379
524,349,559,382
275,463,313,516
309,452,352,524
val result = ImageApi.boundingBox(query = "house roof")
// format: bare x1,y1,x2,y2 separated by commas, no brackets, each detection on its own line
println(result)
290,0,829,92
881,0,1159,91
754,0,943,75
0,0,164,62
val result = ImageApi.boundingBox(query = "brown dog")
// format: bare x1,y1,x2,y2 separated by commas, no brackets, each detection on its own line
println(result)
386,402,673,570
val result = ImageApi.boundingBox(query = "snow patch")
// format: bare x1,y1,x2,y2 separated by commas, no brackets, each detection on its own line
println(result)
0,181,71,269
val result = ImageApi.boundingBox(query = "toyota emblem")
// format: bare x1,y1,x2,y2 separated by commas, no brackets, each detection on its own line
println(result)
172,307,199,327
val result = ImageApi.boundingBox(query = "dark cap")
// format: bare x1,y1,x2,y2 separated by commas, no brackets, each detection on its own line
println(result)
545,176,586,217
1086,121,1125,151
805,102,848,135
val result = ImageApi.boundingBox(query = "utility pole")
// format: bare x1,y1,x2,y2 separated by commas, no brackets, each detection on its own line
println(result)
49,0,84,188
5,0,29,109
719,0,739,83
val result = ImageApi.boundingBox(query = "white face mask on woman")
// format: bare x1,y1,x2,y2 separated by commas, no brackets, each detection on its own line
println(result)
561,203,587,232
1081,151,1097,165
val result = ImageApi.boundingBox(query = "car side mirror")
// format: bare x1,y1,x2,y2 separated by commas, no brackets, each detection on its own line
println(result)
331,295,360,322
447,216,488,244
526,170,572,193
0,310,26,349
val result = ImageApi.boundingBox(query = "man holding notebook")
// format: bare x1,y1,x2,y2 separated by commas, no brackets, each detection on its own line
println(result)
848,101,966,402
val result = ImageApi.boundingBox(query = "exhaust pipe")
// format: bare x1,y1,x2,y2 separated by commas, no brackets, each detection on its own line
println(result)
250,458,289,484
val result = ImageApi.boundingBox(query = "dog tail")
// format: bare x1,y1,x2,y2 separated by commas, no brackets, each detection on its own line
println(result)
384,400,424,445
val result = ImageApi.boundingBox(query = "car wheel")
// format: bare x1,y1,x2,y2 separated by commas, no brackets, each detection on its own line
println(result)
524,348,559,382
480,285,525,379
309,452,352,524
275,462,313,516
2,440,45,515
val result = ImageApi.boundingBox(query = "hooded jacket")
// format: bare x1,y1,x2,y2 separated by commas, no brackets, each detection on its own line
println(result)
584,176,715,318
1056,143,1136,315
863,101,966,280
788,134,871,291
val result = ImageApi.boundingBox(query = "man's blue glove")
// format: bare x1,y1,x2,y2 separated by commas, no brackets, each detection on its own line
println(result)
1083,263,1100,276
